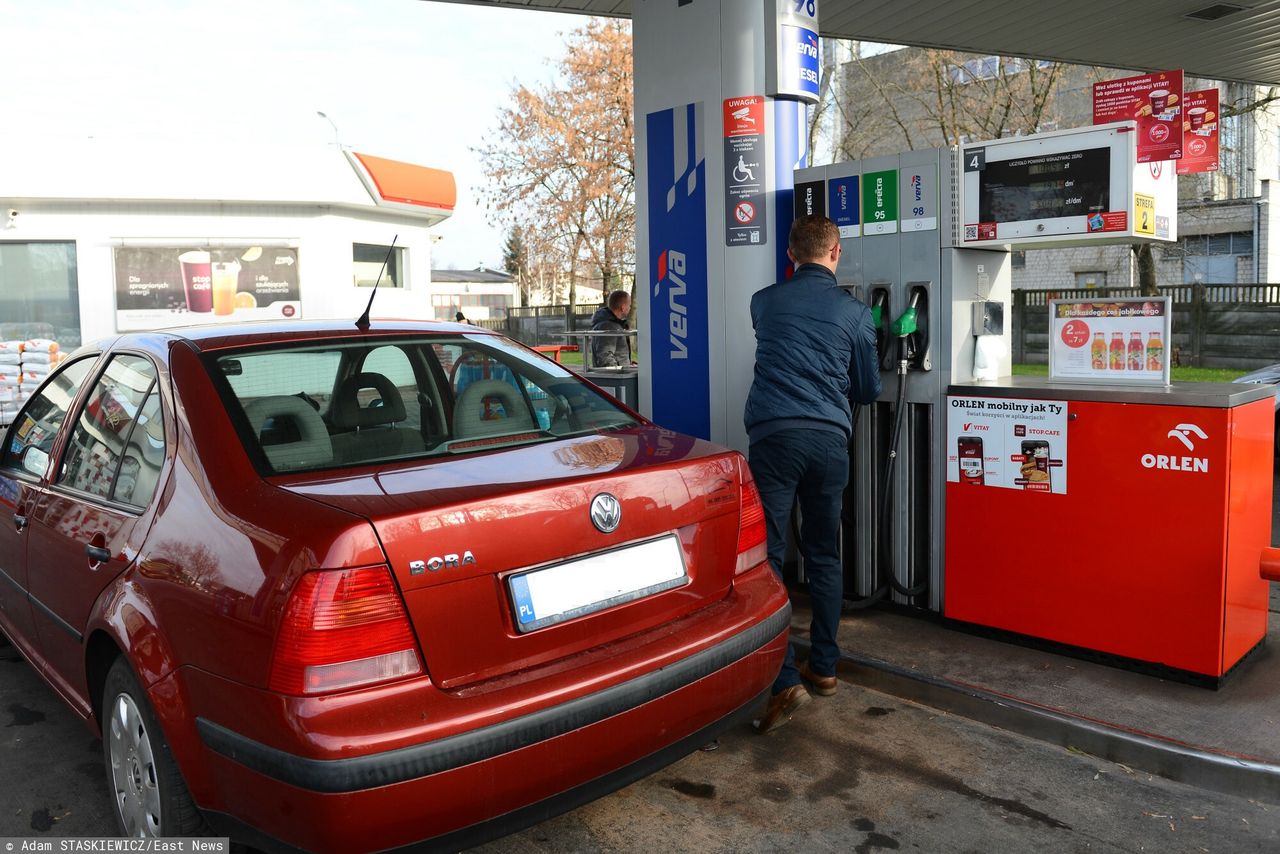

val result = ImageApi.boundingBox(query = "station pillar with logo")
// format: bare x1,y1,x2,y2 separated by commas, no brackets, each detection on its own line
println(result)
633,0,816,449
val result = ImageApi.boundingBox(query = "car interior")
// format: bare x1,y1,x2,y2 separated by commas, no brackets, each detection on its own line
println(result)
218,336,635,473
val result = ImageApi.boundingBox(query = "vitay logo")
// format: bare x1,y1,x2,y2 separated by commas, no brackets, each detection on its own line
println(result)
961,422,990,432
653,250,689,359
1141,423,1209,473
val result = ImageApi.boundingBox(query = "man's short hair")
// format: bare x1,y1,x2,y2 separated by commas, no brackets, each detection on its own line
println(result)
789,215,840,264
607,289,631,311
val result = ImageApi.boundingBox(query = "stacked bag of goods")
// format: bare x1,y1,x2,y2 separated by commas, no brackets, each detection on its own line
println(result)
0,340,22,425
19,339,61,397
0,339,63,426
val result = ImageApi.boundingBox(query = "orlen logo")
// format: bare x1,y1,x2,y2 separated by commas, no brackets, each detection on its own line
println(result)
1140,423,1209,473
653,249,688,359
962,422,990,432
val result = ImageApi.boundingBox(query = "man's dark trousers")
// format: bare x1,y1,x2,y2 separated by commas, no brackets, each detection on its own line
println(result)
748,427,848,694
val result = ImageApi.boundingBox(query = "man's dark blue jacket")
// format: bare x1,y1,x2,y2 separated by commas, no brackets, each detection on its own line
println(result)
744,263,881,443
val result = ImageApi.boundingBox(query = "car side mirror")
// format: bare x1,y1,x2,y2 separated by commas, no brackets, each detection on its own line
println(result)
21,446,49,477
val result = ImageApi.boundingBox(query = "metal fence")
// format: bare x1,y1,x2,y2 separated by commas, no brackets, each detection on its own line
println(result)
1012,284,1280,369
496,305,599,347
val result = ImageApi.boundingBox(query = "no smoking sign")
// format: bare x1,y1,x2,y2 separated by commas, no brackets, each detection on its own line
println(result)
734,201,756,224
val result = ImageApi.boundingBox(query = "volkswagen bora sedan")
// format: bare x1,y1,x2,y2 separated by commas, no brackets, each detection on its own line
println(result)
0,320,788,852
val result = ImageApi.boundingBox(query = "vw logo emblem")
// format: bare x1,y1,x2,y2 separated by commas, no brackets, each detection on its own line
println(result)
590,493,622,533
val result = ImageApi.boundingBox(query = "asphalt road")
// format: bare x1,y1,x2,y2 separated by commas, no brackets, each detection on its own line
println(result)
4,635,1279,853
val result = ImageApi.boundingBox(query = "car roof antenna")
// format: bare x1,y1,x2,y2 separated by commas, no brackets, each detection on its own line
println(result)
356,236,398,330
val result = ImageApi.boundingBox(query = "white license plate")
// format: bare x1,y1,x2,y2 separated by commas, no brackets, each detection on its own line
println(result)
508,535,687,633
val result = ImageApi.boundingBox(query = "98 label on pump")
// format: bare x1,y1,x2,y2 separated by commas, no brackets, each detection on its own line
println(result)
946,396,1069,493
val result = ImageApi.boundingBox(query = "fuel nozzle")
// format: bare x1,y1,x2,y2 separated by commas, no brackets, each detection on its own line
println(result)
889,291,921,375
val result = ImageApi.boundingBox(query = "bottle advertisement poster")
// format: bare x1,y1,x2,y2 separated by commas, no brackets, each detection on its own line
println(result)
1092,69,1184,164
113,245,302,332
946,396,1068,494
1048,297,1171,385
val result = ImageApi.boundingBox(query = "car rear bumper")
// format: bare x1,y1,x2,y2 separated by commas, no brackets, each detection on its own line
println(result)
202,684,769,854
190,578,789,852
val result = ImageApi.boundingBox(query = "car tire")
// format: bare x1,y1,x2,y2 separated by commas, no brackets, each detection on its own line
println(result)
101,657,207,838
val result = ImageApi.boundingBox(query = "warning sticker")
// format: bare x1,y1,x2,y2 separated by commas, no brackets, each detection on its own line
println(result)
723,96,768,247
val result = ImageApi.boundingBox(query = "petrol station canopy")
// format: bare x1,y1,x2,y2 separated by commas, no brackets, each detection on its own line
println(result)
439,0,1280,86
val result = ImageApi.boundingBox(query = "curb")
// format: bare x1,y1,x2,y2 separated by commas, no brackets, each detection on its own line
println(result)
792,636,1280,805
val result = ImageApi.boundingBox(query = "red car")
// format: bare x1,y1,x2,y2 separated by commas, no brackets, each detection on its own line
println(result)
0,320,788,851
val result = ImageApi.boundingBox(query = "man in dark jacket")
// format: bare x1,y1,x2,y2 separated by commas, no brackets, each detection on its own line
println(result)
747,214,881,734
590,290,633,367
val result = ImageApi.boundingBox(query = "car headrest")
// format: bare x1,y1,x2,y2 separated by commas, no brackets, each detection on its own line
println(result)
331,372,407,429
243,395,333,471
453,379,535,438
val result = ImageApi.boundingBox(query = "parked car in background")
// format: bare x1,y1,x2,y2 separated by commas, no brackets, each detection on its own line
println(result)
0,320,788,852
1232,363,1280,459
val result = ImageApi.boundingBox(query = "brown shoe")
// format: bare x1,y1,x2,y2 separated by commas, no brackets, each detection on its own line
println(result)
752,684,811,734
799,663,838,696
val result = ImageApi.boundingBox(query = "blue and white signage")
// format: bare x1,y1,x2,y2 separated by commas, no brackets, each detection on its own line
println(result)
828,175,860,238
646,103,710,440
899,165,938,232
766,0,821,104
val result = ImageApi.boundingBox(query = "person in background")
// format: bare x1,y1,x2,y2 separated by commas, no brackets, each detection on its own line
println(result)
590,290,633,367
454,311,468,324
744,214,881,735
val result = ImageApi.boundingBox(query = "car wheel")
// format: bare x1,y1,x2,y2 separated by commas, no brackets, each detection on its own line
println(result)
102,658,206,838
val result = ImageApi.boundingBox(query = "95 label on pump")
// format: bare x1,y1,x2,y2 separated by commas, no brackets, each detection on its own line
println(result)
946,396,1069,494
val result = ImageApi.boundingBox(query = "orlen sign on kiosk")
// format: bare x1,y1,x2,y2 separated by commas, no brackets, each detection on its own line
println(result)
943,126,1273,687
960,122,1176,247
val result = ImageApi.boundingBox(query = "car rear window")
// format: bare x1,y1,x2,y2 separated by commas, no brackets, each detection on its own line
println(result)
211,334,639,474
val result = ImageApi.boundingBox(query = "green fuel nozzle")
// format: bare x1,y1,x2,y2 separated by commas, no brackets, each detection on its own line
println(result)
871,304,883,329
891,306,918,338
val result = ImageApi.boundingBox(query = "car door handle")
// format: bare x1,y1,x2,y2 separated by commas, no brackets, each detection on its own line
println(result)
85,544,112,563
12,514,27,531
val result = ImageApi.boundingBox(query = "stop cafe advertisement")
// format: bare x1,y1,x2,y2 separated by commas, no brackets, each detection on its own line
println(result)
113,245,302,331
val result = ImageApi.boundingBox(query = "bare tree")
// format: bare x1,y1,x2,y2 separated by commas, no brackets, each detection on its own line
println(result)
477,19,635,310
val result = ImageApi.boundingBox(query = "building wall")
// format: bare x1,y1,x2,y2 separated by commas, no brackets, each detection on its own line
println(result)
836,51,1280,288
0,201,437,345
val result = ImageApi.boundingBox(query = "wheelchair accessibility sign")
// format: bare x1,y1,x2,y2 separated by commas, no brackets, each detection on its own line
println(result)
723,96,767,247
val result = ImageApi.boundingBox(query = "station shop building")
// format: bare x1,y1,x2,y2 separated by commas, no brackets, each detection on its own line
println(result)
0,139,457,350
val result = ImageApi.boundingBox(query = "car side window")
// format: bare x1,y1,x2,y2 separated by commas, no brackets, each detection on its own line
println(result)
59,355,162,506
0,357,97,474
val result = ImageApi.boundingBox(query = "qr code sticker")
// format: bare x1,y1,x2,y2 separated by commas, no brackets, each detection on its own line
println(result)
964,225,978,241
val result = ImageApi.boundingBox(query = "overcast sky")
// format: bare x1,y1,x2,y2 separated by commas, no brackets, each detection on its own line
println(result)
0,0,577,269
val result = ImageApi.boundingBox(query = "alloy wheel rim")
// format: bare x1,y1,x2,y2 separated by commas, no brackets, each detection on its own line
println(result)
108,691,161,837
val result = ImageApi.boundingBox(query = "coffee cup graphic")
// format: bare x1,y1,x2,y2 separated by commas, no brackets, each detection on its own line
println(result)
1150,89,1170,114
1189,106,1207,129
178,251,213,313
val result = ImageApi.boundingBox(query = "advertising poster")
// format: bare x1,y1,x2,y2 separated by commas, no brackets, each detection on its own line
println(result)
947,396,1068,493
1049,297,1170,385
113,245,301,332
647,102,710,439
1176,89,1220,175
723,96,768,247
1092,69,1184,163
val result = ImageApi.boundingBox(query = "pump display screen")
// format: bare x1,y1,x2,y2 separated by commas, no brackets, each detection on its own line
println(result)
978,147,1111,223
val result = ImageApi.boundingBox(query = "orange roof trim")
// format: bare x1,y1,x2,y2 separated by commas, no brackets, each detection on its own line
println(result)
353,152,456,211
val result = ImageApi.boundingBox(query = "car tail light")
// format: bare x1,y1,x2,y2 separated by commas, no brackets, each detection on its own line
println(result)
269,566,423,695
736,465,769,575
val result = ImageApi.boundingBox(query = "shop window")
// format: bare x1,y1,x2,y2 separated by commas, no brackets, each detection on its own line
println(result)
353,243,405,288
1074,272,1106,289
1011,251,1026,269
0,241,81,346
